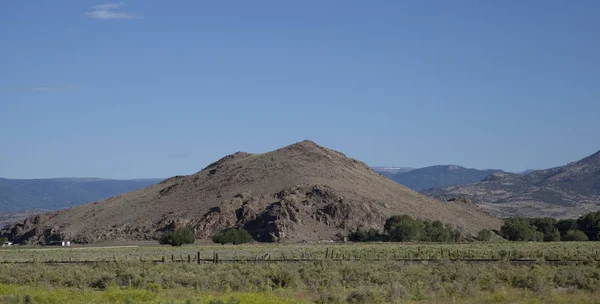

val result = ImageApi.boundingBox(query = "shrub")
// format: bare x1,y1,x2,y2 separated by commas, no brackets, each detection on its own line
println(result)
0,237,8,244
562,229,589,241
577,211,600,241
556,219,578,237
528,217,560,242
348,229,381,242
384,215,424,242
159,228,195,246
477,229,493,241
211,228,253,245
500,218,540,241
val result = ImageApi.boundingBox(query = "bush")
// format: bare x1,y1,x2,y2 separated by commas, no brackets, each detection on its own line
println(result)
577,211,600,241
0,237,8,244
159,228,195,246
529,217,560,242
348,228,381,242
477,229,493,241
384,215,424,242
556,219,578,237
381,215,463,243
562,229,589,241
211,228,253,245
500,218,541,241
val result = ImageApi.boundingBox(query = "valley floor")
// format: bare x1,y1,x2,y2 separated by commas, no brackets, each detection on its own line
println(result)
2,242,600,303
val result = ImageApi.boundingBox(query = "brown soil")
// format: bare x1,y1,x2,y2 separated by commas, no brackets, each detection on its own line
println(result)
2,141,501,244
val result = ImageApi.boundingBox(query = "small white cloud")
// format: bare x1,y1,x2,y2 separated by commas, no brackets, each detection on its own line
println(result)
84,2,141,20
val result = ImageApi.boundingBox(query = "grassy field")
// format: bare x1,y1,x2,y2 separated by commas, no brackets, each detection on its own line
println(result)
2,242,600,303
2,242,600,263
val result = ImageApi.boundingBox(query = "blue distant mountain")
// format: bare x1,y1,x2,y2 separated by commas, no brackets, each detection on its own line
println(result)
373,165,502,192
0,178,163,212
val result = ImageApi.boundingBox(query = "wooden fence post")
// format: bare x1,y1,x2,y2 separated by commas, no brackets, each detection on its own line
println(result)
197,252,201,264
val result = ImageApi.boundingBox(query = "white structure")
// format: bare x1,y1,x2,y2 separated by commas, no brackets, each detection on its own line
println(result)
61,241,71,246
2,242,13,247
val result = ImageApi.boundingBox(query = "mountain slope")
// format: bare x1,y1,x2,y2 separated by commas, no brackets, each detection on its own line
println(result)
0,178,163,212
387,165,502,191
2,141,501,244
426,150,600,218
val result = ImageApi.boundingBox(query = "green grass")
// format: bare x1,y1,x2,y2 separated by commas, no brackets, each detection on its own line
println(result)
2,242,600,263
3,243,600,303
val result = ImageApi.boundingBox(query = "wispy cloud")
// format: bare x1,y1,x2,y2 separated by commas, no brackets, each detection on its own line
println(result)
7,83,78,93
84,2,142,20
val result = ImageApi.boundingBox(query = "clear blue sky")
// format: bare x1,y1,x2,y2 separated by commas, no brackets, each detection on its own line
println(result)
1,1,599,179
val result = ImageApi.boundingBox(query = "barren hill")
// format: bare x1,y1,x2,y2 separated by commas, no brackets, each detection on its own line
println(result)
2,141,501,244
426,150,600,218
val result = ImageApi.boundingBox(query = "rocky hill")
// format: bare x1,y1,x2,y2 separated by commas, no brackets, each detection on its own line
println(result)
0,178,163,212
1,141,501,244
384,165,502,192
426,150,600,218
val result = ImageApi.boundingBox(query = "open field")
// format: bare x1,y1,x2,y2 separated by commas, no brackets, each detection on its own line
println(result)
2,242,600,303
2,242,600,263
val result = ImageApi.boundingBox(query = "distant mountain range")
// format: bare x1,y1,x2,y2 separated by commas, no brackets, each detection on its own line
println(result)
0,178,163,213
372,166,502,191
425,150,600,218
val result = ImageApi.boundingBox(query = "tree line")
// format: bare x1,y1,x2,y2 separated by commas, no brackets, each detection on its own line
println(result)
349,215,465,242
350,211,600,243
499,211,600,242
159,211,600,246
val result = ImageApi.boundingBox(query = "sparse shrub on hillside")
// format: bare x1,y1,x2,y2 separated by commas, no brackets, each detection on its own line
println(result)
477,229,493,241
562,229,589,241
0,237,8,244
211,228,253,245
159,227,195,246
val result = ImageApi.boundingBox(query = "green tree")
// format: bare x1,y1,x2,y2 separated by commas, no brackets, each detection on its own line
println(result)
500,218,540,241
477,229,493,241
348,228,381,242
212,228,253,245
529,217,560,242
577,211,600,241
0,237,8,244
562,229,589,241
384,215,424,242
159,227,195,246
556,219,579,237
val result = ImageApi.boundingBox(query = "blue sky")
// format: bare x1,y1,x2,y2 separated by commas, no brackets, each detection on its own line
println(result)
1,1,599,179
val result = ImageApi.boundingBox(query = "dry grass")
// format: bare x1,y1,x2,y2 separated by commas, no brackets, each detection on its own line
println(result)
2,243,600,303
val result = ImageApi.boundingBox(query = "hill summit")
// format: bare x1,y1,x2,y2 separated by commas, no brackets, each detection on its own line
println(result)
2,141,500,244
